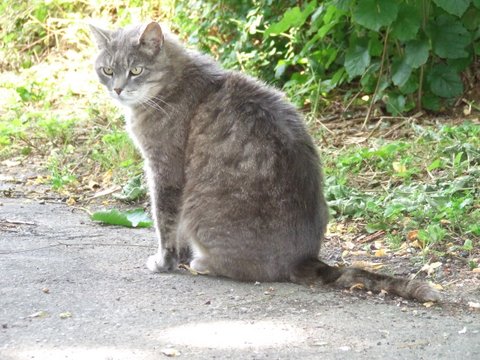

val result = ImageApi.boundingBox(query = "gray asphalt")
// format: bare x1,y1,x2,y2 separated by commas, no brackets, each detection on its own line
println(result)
1,197,479,359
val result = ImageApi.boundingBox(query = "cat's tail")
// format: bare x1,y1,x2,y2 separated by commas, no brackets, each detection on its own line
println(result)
291,258,441,302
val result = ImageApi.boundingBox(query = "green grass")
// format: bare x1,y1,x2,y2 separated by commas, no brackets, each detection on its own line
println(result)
321,121,480,256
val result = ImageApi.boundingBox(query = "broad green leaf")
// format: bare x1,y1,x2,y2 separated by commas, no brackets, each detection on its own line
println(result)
275,60,288,79
405,40,430,68
265,7,302,36
113,175,147,202
385,92,406,115
448,57,473,72
427,64,464,98
462,7,480,30
428,15,470,59
392,59,412,87
399,74,419,94
474,0,480,8
422,92,441,111
344,44,370,79
91,208,153,228
390,4,421,41
368,35,383,57
352,0,399,31
264,1,317,36
433,0,471,17
333,0,352,11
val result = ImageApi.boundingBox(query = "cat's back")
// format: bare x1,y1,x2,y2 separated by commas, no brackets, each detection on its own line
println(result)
193,70,314,151
185,68,324,221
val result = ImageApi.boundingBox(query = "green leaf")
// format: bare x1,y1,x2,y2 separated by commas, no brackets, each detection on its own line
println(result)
390,3,421,41
405,40,430,68
91,208,153,228
392,59,412,87
368,35,383,57
264,1,317,36
433,0,471,17
399,74,419,94
422,92,441,111
265,7,302,36
427,64,464,98
462,7,480,30
463,239,473,251
385,92,407,115
344,44,370,79
474,0,480,8
352,0,399,31
448,57,473,72
113,175,147,202
427,159,443,171
428,15,470,59
333,0,352,11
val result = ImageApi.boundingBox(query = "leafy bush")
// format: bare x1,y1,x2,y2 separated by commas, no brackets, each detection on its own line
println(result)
174,0,480,115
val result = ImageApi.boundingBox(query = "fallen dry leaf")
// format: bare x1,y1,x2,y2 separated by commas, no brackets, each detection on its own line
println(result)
161,348,181,357
472,268,480,273
374,248,386,257
352,261,384,270
420,262,442,276
349,283,365,291
430,282,444,291
410,240,423,249
392,161,407,173
468,302,480,309
59,311,72,319
28,310,48,318
407,230,418,241
342,241,355,250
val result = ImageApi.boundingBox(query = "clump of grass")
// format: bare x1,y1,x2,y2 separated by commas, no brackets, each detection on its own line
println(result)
322,121,480,258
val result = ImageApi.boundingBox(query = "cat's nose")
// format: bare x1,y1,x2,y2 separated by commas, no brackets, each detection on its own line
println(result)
114,88,123,95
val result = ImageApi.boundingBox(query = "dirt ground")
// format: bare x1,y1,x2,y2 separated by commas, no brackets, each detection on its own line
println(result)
1,177,480,360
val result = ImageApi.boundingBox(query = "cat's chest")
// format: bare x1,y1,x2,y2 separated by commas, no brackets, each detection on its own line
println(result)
123,107,157,153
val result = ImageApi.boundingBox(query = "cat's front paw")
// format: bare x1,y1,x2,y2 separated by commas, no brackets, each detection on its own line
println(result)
146,249,177,272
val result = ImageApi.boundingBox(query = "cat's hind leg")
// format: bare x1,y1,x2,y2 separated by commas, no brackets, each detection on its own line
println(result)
189,256,212,275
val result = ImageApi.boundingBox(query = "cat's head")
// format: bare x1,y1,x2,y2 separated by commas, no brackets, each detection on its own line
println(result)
89,22,165,107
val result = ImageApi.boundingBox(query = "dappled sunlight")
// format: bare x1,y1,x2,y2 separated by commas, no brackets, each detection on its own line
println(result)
4,347,155,360
158,319,307,349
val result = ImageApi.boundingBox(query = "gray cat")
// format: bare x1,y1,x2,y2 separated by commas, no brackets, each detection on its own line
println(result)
90,22,439,302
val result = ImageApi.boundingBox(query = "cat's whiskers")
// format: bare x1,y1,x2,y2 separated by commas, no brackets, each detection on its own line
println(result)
148,94,175,111
139,96,171,120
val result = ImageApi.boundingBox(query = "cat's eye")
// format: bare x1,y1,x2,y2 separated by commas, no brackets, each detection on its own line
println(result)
130,67,143,76
102,67,113,76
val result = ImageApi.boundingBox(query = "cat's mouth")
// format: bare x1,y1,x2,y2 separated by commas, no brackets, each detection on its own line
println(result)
109,90,139,106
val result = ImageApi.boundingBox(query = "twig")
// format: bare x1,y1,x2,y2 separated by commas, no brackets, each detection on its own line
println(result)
382,117,411,138
88,185,122,200
363,27,390,128
3,219,35,226
355,230,386,244
365,118,384,140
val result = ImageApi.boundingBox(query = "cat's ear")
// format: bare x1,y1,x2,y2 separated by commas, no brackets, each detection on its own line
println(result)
138,22,164,56
89,24,112,49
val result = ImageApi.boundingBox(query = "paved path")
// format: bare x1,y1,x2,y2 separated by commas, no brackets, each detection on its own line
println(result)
1,197,479,359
